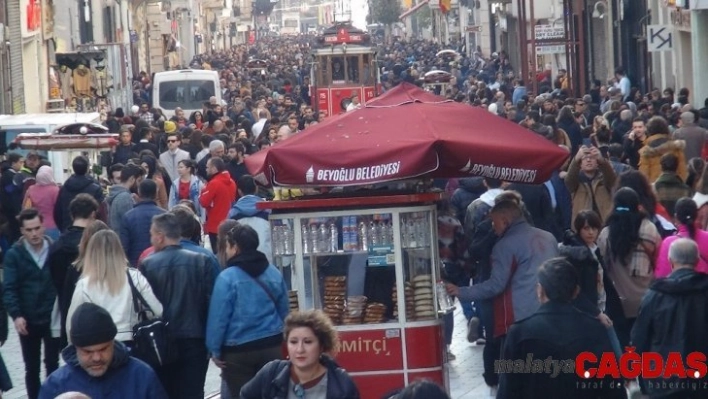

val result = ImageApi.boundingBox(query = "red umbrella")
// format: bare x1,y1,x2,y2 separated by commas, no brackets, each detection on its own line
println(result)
246,83,569,187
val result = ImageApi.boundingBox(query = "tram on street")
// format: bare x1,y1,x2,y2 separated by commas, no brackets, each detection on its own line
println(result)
311,22,380,117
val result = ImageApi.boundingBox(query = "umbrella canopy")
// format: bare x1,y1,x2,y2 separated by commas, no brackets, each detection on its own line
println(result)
246,83,569,187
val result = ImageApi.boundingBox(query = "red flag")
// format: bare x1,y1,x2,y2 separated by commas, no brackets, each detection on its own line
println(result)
440,0,451,13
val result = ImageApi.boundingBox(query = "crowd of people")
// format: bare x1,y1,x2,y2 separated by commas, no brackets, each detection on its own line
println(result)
438,66,708,397
0,30,706,399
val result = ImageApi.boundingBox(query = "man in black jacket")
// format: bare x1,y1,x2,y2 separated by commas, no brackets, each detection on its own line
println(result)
632,238,708,398
46,194,98,347
3,209,59,399
53,156,104,232
140,213,215,399
498,258,625,399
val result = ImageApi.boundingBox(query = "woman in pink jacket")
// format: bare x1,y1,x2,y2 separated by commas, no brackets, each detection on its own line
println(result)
655,197,708,277
23,165,60,240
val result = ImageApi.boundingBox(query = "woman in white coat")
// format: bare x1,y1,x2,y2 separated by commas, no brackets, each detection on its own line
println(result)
66,230,163,346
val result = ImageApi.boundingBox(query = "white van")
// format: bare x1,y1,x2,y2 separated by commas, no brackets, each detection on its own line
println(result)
152,70,222,119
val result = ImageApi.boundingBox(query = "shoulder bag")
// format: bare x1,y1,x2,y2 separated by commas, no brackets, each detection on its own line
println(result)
246,272,289,322
126,270,174,367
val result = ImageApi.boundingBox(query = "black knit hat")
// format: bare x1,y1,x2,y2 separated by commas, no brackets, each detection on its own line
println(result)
70,303,117,347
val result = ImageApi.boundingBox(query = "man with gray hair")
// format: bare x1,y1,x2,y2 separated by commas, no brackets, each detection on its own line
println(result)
197,139,225,181
672,111,707,161
632,238,708,398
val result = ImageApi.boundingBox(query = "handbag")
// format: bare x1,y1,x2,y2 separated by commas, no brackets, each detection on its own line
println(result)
126,271,173,367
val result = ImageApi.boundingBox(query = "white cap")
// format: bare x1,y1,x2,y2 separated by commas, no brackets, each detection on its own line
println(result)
131,105,139,114
487,103,498,114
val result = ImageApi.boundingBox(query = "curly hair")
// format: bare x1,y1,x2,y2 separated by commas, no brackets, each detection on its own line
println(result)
284,310,339,354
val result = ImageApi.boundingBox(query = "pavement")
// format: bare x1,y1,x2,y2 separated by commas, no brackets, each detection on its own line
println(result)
1,307,486,399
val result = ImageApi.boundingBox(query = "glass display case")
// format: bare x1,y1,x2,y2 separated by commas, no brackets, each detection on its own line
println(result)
263,196,450,399
269,206,444,327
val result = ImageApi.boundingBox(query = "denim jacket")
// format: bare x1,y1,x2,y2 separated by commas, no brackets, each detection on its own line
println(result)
169,175,205,220
206,265,289,358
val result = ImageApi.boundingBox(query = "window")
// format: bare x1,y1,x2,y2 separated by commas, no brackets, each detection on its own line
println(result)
158,80,215,110
284,19,299,28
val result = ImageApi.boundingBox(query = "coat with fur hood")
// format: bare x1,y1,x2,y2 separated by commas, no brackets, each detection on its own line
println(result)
638,134,687,182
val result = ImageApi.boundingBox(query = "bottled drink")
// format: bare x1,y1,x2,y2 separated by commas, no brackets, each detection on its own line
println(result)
369,221,380,247
420,217,430,246
283,225,293,255
302,224,310,254
385,222,394,246
273,226,282,256
311,225,320,253
415,218,426,248
359,221,368,251
318,224,328,252
436,280,454,311
348,216,358,251
330,224,339,252
406,218,417,247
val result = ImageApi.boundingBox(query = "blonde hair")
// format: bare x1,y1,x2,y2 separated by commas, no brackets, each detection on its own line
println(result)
81,230,127,295
73,220,110,272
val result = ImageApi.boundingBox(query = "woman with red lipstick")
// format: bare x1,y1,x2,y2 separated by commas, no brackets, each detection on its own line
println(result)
240,310,360,399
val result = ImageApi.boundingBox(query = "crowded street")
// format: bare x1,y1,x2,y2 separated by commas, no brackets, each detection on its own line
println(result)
2,0,708,398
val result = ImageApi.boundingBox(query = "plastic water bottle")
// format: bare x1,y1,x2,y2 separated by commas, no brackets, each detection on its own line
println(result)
311,225,320,253
283,225,293,255
385,222,394,246
318,224,328,252
330,224,339,252
407,219,417,247
302,224,310,254
359,222,368,251
273,226,282,256
369,221,380,247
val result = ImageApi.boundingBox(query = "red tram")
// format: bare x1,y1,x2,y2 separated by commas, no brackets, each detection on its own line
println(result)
311,22,380,117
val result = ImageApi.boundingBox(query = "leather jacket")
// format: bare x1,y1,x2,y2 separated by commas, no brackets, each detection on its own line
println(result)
240,356,360,399
140,245,215,339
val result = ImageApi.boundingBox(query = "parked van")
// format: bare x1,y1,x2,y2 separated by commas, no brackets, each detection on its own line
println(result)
152,69,222,119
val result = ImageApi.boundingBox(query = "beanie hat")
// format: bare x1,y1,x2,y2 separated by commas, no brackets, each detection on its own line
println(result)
114,107,125,118
70,303,117,347
164,120,177,134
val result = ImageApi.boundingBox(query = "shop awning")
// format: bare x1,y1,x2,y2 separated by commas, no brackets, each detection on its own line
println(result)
399,0,430,20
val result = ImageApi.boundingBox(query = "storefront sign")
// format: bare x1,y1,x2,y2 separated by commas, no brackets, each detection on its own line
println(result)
21,0,42,37
647,25,674,52
534,24,565,41
337,329,403,372
535,45,566,55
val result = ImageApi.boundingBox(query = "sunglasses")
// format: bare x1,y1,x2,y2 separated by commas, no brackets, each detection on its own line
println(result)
167,139,178,143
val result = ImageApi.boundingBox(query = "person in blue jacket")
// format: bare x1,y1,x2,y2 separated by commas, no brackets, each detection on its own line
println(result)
39,303,167,399
206,223,289,397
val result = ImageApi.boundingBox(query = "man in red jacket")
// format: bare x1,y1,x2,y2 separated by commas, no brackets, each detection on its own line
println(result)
199,157,236,252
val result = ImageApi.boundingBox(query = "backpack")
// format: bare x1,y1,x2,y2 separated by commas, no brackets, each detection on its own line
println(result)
468,214,497,282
